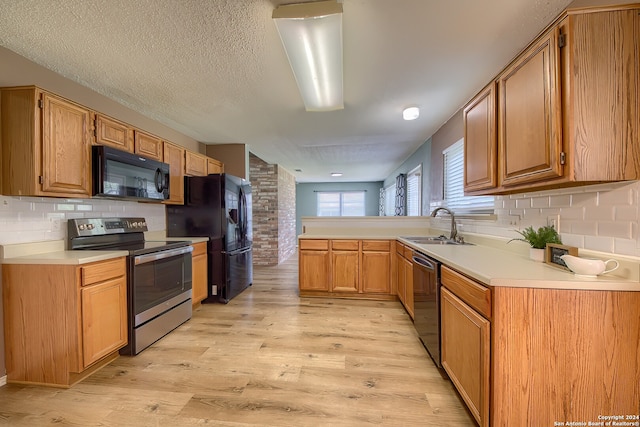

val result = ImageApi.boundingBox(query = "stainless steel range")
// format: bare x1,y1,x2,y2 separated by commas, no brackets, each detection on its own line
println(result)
68,217,193,355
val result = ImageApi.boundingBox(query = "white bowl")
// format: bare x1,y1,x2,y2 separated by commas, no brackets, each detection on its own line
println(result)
560,255,619,277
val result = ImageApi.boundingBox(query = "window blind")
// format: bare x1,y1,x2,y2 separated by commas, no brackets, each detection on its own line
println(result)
406,165,421,216
442,139,494,213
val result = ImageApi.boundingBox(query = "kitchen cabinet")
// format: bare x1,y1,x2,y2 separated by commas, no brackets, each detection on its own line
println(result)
440,266,491,427
439,262,640,425
299,238,393,299
361,240,391,294
331,240,360,292
464,5,640,195
185,150,208,176
191,242,208,305
395,242,414,318
2,257,128,387
134,129,163,161
1,86,92,198
498,26,563,188
163,141,185,205
463,82,497,193
299,239,331,292
95,113,133,152
207,157,224,174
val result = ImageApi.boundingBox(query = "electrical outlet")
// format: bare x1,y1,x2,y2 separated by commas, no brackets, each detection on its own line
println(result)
51,218,62,231
547,215,560,231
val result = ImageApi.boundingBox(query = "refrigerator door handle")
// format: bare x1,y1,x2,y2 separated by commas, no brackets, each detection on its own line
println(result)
223,247,252,256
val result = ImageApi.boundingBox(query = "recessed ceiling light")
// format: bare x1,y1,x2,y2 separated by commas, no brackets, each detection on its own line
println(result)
403,106,420,121
331,172,343,177
295,168,302,172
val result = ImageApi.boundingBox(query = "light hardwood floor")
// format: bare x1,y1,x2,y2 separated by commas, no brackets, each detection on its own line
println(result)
0,256,475,426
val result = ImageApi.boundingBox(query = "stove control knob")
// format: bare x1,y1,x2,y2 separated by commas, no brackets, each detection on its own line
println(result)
133,222,140,227
79,224,86,230
141,221,146,227
87,224,95,230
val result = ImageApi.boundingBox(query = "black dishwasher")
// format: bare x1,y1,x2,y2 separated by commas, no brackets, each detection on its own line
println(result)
412,250,442,368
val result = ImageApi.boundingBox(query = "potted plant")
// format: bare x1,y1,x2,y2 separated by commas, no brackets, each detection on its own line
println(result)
509,225,562,261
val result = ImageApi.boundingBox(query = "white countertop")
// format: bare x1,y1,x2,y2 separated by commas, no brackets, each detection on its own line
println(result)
398,237,640,292
1,250,129,265
1,234,209,265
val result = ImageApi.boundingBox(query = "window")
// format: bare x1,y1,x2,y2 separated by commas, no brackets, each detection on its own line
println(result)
440,139,494,213
317,191,365,216
384,184,396,216
406,165,421,216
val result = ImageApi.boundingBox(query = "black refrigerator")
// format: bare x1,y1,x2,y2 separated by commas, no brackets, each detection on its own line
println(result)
166,173,252,303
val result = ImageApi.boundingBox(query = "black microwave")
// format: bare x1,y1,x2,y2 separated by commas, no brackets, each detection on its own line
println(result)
92,145,170,201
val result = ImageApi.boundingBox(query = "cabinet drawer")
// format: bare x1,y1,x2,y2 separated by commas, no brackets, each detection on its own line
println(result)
81,257,126,286
191,242,207,257
299,239,329,250
441,266,491,319
332,240,359,251
362,240,390,251
396,242,405,255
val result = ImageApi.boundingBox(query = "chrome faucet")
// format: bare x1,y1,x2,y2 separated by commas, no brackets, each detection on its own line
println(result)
430,207,458,241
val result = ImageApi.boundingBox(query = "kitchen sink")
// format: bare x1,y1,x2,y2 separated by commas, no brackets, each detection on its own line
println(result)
400,236,473,245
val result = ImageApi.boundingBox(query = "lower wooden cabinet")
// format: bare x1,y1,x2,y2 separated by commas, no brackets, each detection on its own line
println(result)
2,257,128,387
191,242,208,305
441,286,490,427
395,242,414,318
440,264,640,426
299,239,331,292
298,238,392,299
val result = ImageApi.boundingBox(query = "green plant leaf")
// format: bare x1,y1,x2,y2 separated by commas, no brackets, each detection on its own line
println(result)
508,225,562,249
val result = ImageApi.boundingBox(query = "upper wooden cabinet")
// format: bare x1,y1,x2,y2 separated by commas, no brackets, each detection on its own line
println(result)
95,114,133,152
134,130,163,161
207,157,224,174
163,141,185,205
464,6,640,195
185,150,208,176
1,86,92,198
498,26,563,188
463,82,497,193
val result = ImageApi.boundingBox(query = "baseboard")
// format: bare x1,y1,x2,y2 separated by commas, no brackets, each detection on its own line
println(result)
0,375,6,387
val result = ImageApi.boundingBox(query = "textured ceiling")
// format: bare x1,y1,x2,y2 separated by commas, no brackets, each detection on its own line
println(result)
0,0,575,182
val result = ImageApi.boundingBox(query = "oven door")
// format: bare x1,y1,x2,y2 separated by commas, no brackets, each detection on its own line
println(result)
132,246,193,327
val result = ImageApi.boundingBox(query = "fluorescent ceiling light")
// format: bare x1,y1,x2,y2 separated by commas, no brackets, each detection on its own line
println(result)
403,107,420,120
331,172,343,177
273,1,344,112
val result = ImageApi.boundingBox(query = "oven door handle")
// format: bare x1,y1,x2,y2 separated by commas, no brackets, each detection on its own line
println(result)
413,255,436,271
134,246,194,265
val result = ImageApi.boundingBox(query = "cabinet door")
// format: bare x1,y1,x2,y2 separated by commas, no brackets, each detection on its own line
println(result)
403,257,414,319
80,276,127,368
464,82,497,193
441,287,490,427
498,27,563,187
163,141,185,205
185,151,208,176
41,92,92,196
192,252,208,305
207,157,224,174
134,130,163,161
331,250,359,292
361,251,390,293
95,114,133,152
299,249,330,291
396,252,406,304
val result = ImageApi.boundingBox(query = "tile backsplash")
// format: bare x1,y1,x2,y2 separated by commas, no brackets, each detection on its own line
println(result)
441,181,639,257
0,195,166,245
